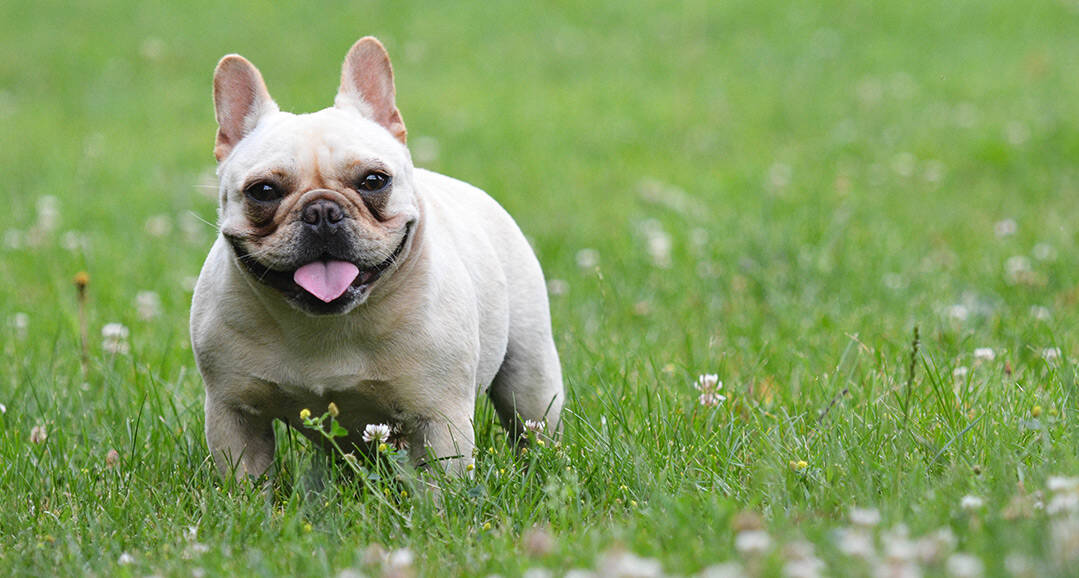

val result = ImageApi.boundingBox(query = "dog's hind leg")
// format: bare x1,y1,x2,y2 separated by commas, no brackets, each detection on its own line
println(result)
488,322,564,445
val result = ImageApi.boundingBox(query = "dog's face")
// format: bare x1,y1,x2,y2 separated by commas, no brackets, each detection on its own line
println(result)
211,38,418,316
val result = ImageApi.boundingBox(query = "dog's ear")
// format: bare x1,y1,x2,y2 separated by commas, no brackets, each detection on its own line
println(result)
213,55,279,161
335,37,407,144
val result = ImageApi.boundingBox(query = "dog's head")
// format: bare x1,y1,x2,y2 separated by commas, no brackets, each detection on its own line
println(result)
211,37,418,316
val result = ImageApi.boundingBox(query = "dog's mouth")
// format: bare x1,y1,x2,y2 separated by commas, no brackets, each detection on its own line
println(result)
228,224,411,312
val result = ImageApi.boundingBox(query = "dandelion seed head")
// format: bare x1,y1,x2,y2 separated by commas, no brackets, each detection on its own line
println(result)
135,291,162,320
101,322,131,355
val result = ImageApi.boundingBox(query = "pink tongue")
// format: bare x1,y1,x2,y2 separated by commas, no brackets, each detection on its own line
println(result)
293,261,360,303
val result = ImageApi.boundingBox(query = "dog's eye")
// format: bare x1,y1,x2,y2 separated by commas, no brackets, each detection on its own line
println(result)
358,172,391,193
244,182,283,203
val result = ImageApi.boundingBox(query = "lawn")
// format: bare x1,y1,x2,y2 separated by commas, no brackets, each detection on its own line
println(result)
2,0,1079,576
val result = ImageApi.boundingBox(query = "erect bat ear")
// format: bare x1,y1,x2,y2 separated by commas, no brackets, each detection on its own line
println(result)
334,36,407,144
212,54,278,161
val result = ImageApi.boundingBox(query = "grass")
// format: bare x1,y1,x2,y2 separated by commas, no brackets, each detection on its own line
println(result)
2,0,1079,575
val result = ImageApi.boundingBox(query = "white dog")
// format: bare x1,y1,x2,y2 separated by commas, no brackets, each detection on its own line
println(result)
190,37,564,479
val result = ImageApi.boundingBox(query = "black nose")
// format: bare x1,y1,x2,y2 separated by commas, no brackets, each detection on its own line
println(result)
301,199,345,234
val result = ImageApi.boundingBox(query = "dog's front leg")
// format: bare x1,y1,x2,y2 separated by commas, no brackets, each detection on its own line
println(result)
205,394,275,481
408,407,476,476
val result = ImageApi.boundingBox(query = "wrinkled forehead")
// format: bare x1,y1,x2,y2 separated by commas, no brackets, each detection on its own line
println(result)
219,108,410,185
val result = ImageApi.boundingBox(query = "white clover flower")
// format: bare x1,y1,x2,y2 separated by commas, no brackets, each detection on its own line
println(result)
117,552,134,565
835,528,876,559
994,218,1017,238
35,195,60,233
3,229,23,249
362,423,392,443
9,312,28,340
60,231,89,252
411,136,440,165
575,248,599,269
945,304,969,322
1047,476,1079,493
1005,256,1032,283
1041,347,1061,362
960,495,984,511
694,374,726,407
850,507,882,527
638,219,672,269
523,419,546,433
1030,306,1052,321
697,373,719,390
598,549,663,578
546,279,569,296
1047,492,1079,516
29,425,47,444
881,524,916,562
1033,243,1057,261
767,162,792,189
735,529,772,555
972,348,994,363
915,527,956,564
385,547,414,570
784,556,825,578
952,366,969,380
946,552,984,578
1003,553,1032,577
145,215,173,237
697,562,744,578
1051,518,1079,564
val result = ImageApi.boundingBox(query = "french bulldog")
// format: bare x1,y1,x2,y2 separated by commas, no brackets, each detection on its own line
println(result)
190,37,564,480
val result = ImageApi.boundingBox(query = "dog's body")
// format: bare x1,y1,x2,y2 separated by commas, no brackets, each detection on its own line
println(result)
190,38,563,479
